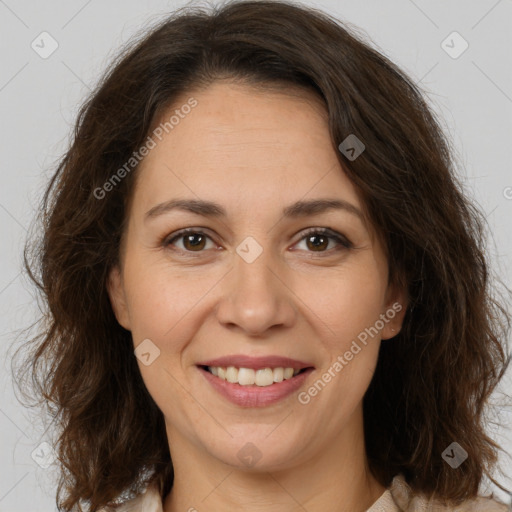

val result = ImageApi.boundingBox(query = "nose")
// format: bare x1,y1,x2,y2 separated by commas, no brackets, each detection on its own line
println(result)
214,242,297,336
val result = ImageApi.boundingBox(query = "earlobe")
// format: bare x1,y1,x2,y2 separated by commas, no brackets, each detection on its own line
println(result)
381,284,408,340
106,265,131,330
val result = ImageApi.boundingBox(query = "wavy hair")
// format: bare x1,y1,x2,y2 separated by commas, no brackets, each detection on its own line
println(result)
13,0,511,510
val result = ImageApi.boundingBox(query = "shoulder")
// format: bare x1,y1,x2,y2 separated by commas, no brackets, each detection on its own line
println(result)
97,482,163,512
390,474,510,511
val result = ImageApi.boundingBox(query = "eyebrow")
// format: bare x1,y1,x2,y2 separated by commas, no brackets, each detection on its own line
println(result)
144,198,364,223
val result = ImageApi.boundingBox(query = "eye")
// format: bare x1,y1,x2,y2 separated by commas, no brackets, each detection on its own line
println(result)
163,227,352,255
293,227,353,253
164,228,217,253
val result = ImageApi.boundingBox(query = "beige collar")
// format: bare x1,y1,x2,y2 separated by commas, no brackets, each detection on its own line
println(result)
107,473,510,511
369,474,510,512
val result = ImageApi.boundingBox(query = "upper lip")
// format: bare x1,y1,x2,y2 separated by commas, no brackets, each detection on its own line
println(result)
196,355,314,370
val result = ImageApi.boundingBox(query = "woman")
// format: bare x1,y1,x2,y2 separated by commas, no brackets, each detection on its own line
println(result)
15,0,511,510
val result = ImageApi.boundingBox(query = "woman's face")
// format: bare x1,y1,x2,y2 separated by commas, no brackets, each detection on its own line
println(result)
108,80,406,472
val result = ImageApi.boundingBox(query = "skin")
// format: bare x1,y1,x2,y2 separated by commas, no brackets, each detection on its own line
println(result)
107,80,408,512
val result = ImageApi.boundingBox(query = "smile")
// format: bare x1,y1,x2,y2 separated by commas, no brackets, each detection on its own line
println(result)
204,365,304,386
197,364,314,407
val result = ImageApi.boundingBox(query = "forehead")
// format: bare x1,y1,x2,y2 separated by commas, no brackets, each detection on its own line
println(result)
129,81,365,223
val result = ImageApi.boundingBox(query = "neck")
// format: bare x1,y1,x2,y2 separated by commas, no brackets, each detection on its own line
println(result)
162,408,386,512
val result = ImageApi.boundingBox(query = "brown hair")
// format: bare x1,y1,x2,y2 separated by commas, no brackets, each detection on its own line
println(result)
13,0,511,510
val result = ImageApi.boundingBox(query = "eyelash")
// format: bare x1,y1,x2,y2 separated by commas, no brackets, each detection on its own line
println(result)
162,227,353,256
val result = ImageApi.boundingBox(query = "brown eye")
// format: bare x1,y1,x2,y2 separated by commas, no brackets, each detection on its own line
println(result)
163,227,352,256
164,229,215,252
305,233,329,251
181,233,207,251
295,228,352,253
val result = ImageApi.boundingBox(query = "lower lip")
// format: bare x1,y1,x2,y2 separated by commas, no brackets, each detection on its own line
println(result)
198,366,314,407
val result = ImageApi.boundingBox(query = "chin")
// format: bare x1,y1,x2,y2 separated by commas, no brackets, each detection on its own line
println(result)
203,432,308,472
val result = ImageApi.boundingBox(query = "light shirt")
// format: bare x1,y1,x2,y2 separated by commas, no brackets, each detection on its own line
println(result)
100,474,510,511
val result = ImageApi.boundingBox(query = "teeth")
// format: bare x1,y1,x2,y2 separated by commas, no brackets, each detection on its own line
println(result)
255,368,273,386
238,367,255,385
226,366,238,383
273,367,284,383
206,366,303,386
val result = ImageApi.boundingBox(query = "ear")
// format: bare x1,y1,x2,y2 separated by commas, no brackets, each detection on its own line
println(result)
107,265,131,330
380,281,408,340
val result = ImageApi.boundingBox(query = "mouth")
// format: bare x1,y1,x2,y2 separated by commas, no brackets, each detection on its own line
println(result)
195,357,315,407
199,365,311,387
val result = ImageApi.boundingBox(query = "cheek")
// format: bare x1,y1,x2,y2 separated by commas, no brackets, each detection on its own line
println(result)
123,258,201,417
301,262,386,351
122,253,214,343
302,269,384,421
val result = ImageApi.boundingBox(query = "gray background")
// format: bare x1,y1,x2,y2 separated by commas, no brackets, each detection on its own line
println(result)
1,0,511,509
